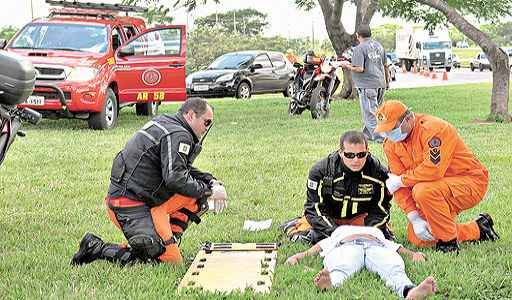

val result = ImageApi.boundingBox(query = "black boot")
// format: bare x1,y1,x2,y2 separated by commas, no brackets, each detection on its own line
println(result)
435,239,459,253
70,233,106,266
475,213,500,241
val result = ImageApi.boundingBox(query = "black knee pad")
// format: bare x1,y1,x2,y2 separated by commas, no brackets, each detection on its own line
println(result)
128,234,165,260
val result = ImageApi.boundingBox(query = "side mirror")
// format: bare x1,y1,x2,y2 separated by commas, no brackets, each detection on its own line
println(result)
251,63,263,72
0,39,7,49
118,45,135,57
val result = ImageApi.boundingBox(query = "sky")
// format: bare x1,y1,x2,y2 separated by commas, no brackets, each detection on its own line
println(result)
0,0,407,40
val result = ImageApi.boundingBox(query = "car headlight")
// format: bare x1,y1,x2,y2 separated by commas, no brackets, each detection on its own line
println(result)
66,67,99,82
186,74,193,88
216,73,234,82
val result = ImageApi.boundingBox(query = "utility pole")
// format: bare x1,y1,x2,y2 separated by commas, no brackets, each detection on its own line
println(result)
30,0,34,20
311,19,315,50
233,10,236,33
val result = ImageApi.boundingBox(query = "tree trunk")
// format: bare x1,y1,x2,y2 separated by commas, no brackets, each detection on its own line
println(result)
417,0,511,122
317,0,378,100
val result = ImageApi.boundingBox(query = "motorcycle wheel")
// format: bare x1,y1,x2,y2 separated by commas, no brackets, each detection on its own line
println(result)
288,98,303,116
310,85,330,119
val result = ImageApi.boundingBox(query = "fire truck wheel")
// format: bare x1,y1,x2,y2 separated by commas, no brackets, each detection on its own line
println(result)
88,88,118,130
136,101,159,116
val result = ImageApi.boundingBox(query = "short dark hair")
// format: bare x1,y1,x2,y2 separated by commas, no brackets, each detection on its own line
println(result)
340,130,368,150
357,25,372,38
179,97,213,116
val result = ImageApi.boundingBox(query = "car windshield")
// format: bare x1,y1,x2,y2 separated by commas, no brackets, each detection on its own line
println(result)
208,53,254,70
9,23,108,53
480,53,487,59
422,41,451,50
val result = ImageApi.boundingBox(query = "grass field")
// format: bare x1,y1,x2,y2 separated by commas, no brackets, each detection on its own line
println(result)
1,83,511,299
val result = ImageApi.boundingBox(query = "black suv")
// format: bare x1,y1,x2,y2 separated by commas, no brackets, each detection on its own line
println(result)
186,50,295,99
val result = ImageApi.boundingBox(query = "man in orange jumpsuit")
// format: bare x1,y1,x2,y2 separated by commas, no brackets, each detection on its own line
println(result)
374,100,499,253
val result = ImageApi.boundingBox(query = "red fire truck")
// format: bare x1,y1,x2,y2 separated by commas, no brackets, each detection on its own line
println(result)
0,0,187,129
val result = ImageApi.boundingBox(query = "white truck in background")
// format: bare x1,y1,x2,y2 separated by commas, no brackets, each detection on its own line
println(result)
396,27,453,72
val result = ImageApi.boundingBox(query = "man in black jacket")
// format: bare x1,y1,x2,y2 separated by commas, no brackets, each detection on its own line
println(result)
283,131,393,244
71,97,227,266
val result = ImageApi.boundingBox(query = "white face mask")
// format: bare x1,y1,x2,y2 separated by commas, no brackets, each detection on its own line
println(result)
384,116,408,142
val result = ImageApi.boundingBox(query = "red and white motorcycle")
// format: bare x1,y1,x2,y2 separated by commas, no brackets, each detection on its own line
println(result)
289,55,347,119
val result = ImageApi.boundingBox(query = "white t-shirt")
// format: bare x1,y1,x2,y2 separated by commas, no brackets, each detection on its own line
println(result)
318,225,402,257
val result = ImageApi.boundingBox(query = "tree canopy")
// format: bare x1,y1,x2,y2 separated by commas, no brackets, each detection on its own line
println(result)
195,8,269,36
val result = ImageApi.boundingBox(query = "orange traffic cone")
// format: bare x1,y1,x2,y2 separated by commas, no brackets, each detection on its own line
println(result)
431,72,437,79
442,71,448,81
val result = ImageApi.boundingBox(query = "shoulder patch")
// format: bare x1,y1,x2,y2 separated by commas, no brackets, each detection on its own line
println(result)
307,179,318,190
178,142,191,155
428,137,442,148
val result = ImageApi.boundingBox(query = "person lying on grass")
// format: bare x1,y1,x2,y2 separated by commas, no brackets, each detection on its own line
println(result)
285,225,437,299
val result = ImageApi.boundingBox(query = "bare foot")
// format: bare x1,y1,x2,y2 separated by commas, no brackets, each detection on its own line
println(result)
313,268,333,291
406,276,437,299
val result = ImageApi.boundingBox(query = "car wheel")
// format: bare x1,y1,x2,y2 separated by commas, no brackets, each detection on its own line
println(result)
310,85,329,119
136,101,159,116
88,87,118,130
470,64,475,72
479,64,484,71
283,80,294,97
429,67,434,72
445,67,451,72
236,82,251,99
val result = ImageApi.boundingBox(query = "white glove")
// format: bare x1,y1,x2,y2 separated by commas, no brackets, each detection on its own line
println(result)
210,182,228,214
385,173,406,194
407,211,435,241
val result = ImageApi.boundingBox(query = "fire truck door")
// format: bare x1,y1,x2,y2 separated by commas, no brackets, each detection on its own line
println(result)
114,26,186,103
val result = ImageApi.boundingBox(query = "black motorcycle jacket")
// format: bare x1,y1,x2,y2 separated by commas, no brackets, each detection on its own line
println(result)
108,113,214,207
304,151,392,238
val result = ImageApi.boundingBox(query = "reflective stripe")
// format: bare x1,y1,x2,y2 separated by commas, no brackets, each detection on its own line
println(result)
137,130,157,144
361,174,387,227
315,202,333,227
351,197,372,202
341,200,348,218
317,180,323,202
146,121,174,175
352,202,358,215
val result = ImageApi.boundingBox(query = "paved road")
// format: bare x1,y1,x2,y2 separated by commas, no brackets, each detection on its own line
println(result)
389,67,495,89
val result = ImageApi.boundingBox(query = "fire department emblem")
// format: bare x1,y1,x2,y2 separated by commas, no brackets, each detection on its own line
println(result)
142,68,161,86
376,112,386,122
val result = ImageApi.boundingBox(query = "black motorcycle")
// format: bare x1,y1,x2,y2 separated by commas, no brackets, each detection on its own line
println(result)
0,51,41,167
288,55,346,119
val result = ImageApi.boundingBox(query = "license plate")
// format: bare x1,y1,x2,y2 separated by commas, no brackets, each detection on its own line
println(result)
193,84,209,91
26,95,45,106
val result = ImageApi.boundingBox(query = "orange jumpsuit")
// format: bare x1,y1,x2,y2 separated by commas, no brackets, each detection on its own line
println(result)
383,113,488,246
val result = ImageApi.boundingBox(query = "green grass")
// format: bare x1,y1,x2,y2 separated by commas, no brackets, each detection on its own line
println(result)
1,84,511,299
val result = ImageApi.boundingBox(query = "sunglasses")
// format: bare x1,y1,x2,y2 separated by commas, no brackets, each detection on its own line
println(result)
342,151,368,159
203,119,213,127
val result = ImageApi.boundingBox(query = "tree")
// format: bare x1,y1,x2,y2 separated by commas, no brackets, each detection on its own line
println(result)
122,0,174,25
294,0,381,99
170,0,380,99
372,24,402,51
0,26,18,40
481,22,512,47
380,0,512,122
195,8,269,36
